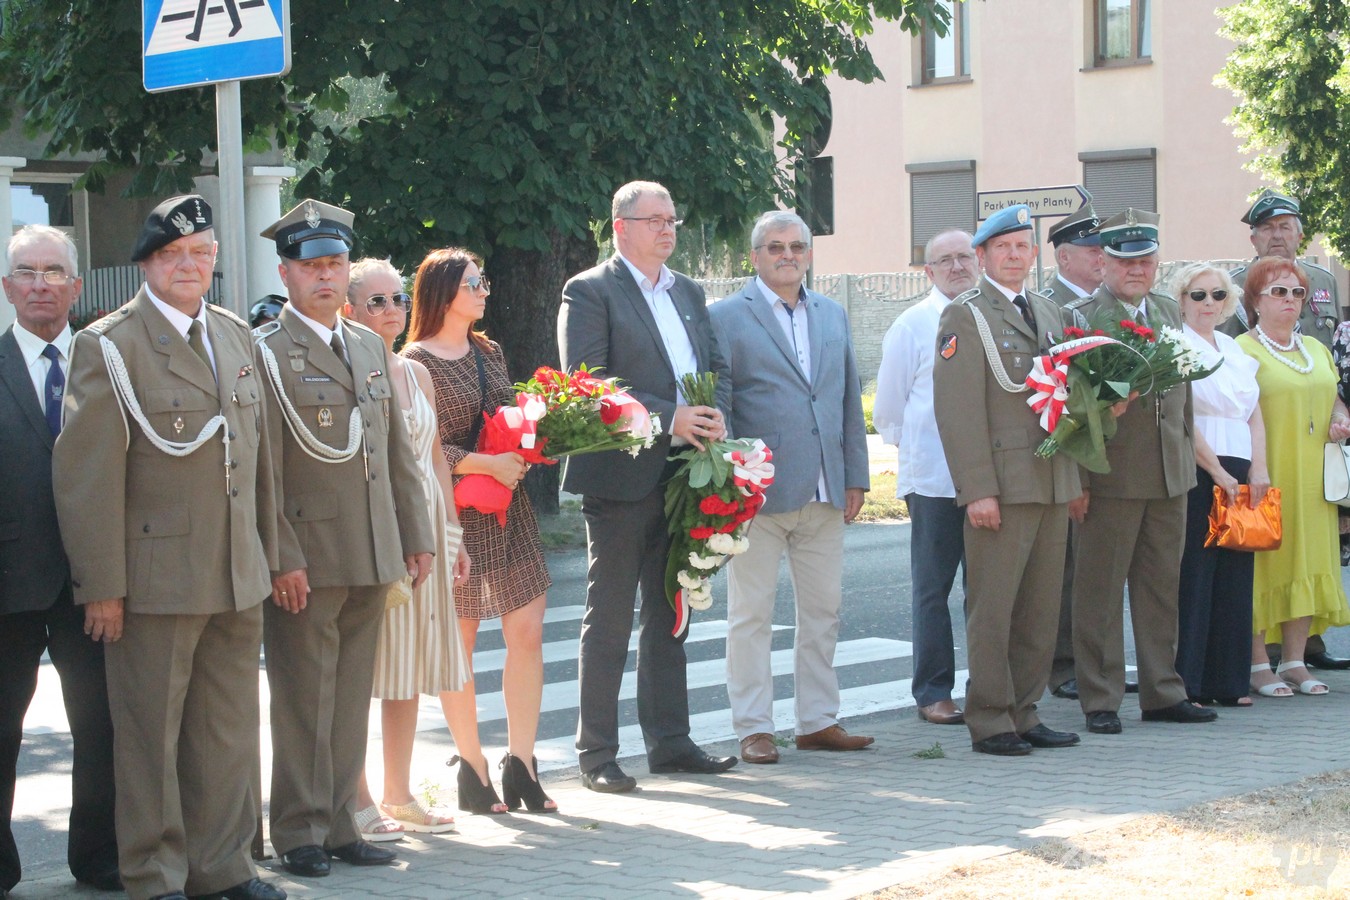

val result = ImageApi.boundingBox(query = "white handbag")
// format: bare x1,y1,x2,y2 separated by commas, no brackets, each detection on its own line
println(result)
1323,441,1350,507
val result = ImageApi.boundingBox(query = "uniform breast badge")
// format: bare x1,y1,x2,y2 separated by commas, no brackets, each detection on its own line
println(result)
288,349,305,373
318,408,334,428
173,416,186,435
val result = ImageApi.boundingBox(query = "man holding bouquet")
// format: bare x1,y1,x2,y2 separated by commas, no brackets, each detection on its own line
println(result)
1067,209,1216,734
932,204,1084,756
711,211,872,764
558,180,736,793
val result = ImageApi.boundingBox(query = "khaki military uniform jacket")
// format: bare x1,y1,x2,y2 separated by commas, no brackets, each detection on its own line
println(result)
933,278,1082,507
54,289,276,612
1066,287,1196,499
1225,258,1340,349
254,305,432,585
1041,275,1091,308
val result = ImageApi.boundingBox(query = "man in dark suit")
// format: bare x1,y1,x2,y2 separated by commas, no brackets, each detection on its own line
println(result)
255,200,433,877
1067,209,1217,735
53,197,286,900
932,205,1083,757
0,226,119,897
558,180,736,792
711,211,872,764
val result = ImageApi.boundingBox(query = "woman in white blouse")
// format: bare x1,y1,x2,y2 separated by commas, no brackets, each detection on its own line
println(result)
1169,263,1284,703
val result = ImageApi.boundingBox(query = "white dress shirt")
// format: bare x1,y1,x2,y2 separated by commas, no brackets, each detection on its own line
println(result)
617,253,698,400
874,288,957,498
1184,324,1260,460
11,320,73,408
146,288,215,372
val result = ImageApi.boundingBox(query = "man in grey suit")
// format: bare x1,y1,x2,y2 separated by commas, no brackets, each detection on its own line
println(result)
0,226,119,896
558,180,737,792
711,211,872,765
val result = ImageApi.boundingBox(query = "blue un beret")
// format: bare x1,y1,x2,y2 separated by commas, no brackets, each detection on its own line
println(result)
972,204,1033,248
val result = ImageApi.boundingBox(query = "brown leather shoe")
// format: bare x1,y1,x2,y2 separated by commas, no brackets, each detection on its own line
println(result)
739,732,779,764
794,724,874,751
917,699,965,725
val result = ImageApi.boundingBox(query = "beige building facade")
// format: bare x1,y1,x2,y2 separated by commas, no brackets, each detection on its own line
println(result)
812,0,1345,294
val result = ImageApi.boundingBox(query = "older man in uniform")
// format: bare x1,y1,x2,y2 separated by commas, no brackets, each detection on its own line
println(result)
254,200,433,878
1,226,119,897
932,205,1082,756
53,197,285,900
1067,210,1217,735
874,228,977,727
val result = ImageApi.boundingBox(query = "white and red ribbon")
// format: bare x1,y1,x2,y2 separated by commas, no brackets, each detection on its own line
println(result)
1025,355,1069,433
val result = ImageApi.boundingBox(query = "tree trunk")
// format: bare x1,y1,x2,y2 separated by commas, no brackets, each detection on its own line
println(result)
483,228,599,515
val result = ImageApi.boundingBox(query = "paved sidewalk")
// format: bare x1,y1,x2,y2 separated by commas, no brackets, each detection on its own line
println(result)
16,669,1350,899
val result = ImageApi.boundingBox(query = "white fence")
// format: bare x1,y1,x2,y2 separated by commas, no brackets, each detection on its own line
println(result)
76,265,224,327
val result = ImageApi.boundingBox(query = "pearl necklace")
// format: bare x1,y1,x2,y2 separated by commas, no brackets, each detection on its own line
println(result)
1254,324,1314,374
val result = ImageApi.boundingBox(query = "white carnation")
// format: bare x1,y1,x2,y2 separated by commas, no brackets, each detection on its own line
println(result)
706,532,736,554
686,583,714,610
727,536,751,555
677,570,703,590
688,552,725,570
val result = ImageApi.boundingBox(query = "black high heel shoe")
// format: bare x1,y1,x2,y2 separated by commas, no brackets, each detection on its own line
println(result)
448,755,506,814
500,753,557,813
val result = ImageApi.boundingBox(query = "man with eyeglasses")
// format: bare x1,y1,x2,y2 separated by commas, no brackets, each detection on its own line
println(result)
1224,189,1341,354
1066,209,1216,736
253,200,432,878
52,197,287,900
932,205,1083,757
710,211,872,765
874,228,977,729
559,180,735,793
0,226,120,897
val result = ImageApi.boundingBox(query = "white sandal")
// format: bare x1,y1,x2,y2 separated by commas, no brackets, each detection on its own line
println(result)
355,804,404,842
1276,660,1329,695
380,799,457,834
1250,664,1294,698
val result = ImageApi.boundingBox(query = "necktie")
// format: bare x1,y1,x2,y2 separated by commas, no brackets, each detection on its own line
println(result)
1012,294,1036,331
187,320,213,375
40,343,64,436
1135,308,1148,327
330,331,351,372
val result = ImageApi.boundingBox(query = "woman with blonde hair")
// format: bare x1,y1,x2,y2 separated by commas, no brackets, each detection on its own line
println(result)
402,247,555,813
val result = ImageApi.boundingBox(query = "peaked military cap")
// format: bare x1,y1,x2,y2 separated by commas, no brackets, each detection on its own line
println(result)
130,194,213,262
1241,188,1302,227
261,199,355,260
972,203,1033,249
1048,199,1101,248
1093,208,1159,258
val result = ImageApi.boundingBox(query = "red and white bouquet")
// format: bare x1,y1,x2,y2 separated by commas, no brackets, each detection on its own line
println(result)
454,365,661,523
664,372,775,638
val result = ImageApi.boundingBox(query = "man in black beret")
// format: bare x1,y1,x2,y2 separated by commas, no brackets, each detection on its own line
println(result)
53,195,286,900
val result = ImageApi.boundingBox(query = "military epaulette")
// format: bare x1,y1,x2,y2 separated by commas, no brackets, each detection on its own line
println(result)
206,304,249,329
1027,288,1052,302
343,318,381,341
954,288,981,305
81,304,135,335
1228,263,1249,280
1064,295,1094,312
1149,288,1177,303
252,320,282,342
1302,259,1333,276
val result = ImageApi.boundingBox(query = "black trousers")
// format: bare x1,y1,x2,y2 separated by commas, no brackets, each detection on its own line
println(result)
0,585,117,890
1176,458,1254,702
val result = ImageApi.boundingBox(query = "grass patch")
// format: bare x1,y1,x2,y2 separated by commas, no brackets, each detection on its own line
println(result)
911,742,946,760
857,471,908,522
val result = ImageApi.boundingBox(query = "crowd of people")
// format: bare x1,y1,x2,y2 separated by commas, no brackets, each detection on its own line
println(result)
2,177,1348,899
877,188,1350,756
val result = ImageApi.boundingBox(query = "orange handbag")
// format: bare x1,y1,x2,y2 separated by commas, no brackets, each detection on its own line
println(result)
1205,485,1281,551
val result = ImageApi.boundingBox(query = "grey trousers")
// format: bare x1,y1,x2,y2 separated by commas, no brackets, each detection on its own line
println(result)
906,493,966,707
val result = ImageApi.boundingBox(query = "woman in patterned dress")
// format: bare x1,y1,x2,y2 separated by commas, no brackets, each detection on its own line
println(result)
346,259,473,839
403,248,556,813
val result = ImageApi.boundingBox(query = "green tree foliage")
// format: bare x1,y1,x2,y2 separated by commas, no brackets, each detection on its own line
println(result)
0,0,947,509
1217,0,1350,258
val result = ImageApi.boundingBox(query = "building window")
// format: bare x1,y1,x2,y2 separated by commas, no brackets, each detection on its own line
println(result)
920,0,970,84
906,160,976,265
1094,0,1151,66
1080,149,1157,217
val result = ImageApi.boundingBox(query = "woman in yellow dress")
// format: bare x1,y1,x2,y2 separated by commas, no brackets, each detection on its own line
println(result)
1236,257,1350,696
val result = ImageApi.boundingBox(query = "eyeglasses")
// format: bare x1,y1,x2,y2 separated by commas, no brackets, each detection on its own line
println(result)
364,292,411,313
1185,289,1229,303
463,274,490,293
1261,285,1308,300
755,241,810,256
7,268,74,286
620,216,683,232
930,253,977,269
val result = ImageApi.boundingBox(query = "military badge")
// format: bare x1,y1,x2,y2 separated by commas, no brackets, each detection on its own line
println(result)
170,211,194,235
288,349,305,373
1312,288,1331,314
1016,207,1029,225
173,416,185,435
304,200,321,228
939,333,958,359
318,407,334,428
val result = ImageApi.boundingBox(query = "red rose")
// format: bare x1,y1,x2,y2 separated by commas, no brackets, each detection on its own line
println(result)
1138,327,1155,342
599,396,623,425
1120,319,1134,330
1063,326,1086,339
689,526,715,540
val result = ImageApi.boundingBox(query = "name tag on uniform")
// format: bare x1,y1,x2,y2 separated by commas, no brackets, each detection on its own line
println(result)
301,375,333,383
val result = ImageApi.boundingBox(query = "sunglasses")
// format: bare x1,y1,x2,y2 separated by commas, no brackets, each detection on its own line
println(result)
1185,289,1228,303
365,292,411,313
463,274,491,293
1260,285,1307,300
755,241,810,256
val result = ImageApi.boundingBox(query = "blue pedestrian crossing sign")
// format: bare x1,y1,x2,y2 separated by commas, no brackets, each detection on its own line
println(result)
143,0,290,93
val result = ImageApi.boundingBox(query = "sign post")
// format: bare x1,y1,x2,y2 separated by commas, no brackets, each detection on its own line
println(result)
142,0,291,317
976,185,1090,293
